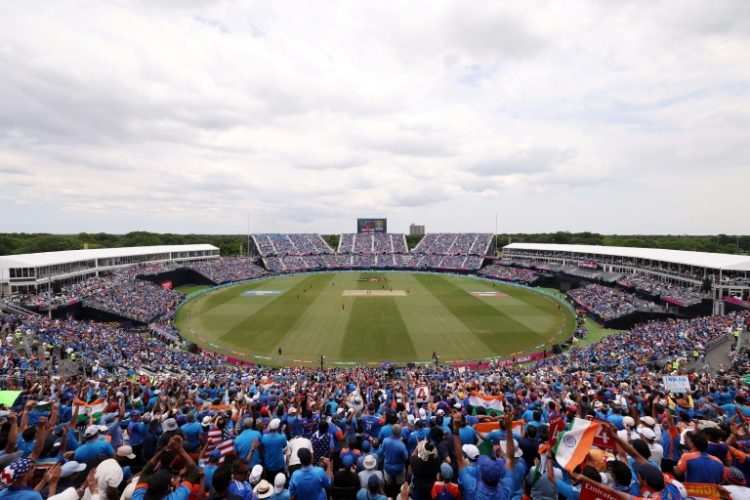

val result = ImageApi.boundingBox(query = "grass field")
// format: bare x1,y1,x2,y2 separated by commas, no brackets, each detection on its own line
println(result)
174,272,576,365
175,284,210,295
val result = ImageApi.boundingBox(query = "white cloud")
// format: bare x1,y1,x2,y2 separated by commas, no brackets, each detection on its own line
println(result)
0,0,748,234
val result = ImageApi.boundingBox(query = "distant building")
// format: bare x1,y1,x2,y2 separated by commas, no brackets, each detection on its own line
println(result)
409,224,425,236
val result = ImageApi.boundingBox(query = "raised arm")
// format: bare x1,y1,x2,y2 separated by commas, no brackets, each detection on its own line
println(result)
504,412,515,470
3,413,19,454
451,411,467,471
29,416,49,461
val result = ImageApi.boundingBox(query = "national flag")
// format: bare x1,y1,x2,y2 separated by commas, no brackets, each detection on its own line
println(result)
468,392,504,416
553,417,600,472
474,420,524,436
207,427,235,462
74,398,107,424
475,420,524,456
33,401,52,413
549,416,566,446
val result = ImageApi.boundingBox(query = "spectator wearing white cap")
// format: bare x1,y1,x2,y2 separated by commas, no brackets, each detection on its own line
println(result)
617,416,640,443
640,427,664,466
638,416,662,443
261,418,288,481
358,455,383,490
73,426,114,464
270,472,289,500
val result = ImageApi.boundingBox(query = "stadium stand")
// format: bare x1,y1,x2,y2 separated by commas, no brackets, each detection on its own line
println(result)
0,302,747,499
478,264,539,284
186,258,268,285
410,233,492,270
254,233,334,272
617,273,709,306
568,283,662,321
84,280,184,323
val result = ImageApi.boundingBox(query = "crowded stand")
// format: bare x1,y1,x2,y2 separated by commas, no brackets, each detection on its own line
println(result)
338,234,409,256
478,264,539,284
0,304,747,500
84,280,184,323
254,234,333,257
186,259,268,285
18,269,140,311
617,274,709,307
411,233,491,271
568,284,661,321
413,233,492,257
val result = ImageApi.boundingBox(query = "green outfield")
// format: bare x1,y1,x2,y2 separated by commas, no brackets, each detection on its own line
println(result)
174,272,576,365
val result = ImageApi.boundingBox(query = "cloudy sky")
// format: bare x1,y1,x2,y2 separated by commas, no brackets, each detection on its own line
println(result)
1,1,748,235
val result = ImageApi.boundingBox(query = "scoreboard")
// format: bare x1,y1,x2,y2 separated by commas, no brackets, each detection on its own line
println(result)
357,218,387,234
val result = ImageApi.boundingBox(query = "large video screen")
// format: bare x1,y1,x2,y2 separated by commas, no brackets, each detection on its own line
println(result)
357,218,387,234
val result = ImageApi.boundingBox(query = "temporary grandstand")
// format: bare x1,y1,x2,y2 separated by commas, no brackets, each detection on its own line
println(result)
503,242,750,314
0,244,219,295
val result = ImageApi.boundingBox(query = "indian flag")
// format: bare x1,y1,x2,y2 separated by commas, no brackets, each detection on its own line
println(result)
74,398,107,424
475,420,525,456
468,392,504,416
34,401,52,412
474,420,524,436
553,417,600,472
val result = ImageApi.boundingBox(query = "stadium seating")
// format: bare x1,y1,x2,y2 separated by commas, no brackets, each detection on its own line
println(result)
84,280,184,323
478,264,539,284
187,258,268,284
411,233,491,270
568,283,662,321
617,273,709,306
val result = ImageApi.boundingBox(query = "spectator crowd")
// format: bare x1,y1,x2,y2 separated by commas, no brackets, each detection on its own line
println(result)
0,305,746,500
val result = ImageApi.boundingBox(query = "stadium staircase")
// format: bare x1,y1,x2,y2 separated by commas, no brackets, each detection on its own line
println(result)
0,299,40,318
699,331,747,374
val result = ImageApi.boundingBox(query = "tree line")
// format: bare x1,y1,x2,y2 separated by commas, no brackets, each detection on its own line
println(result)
0,231,747,257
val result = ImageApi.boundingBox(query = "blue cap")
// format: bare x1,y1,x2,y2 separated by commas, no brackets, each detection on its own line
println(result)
341,455,354,469
440,462,453,481
478,456,500,487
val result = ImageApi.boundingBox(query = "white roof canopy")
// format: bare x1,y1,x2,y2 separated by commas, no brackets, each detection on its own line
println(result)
503,242,750,272
0,244,218,269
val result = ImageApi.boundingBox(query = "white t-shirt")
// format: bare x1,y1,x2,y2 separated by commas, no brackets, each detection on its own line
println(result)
286,437,313,466
648,442,664,465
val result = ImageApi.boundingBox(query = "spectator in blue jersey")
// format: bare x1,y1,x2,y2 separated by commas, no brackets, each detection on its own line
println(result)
261,419,288,482
289,448,332,500
235,418,262,466
73,426,115,463
180,413,203,453
380,424,408,485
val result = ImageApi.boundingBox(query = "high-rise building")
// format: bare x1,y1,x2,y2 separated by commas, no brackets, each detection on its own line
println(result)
409,224,425,236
